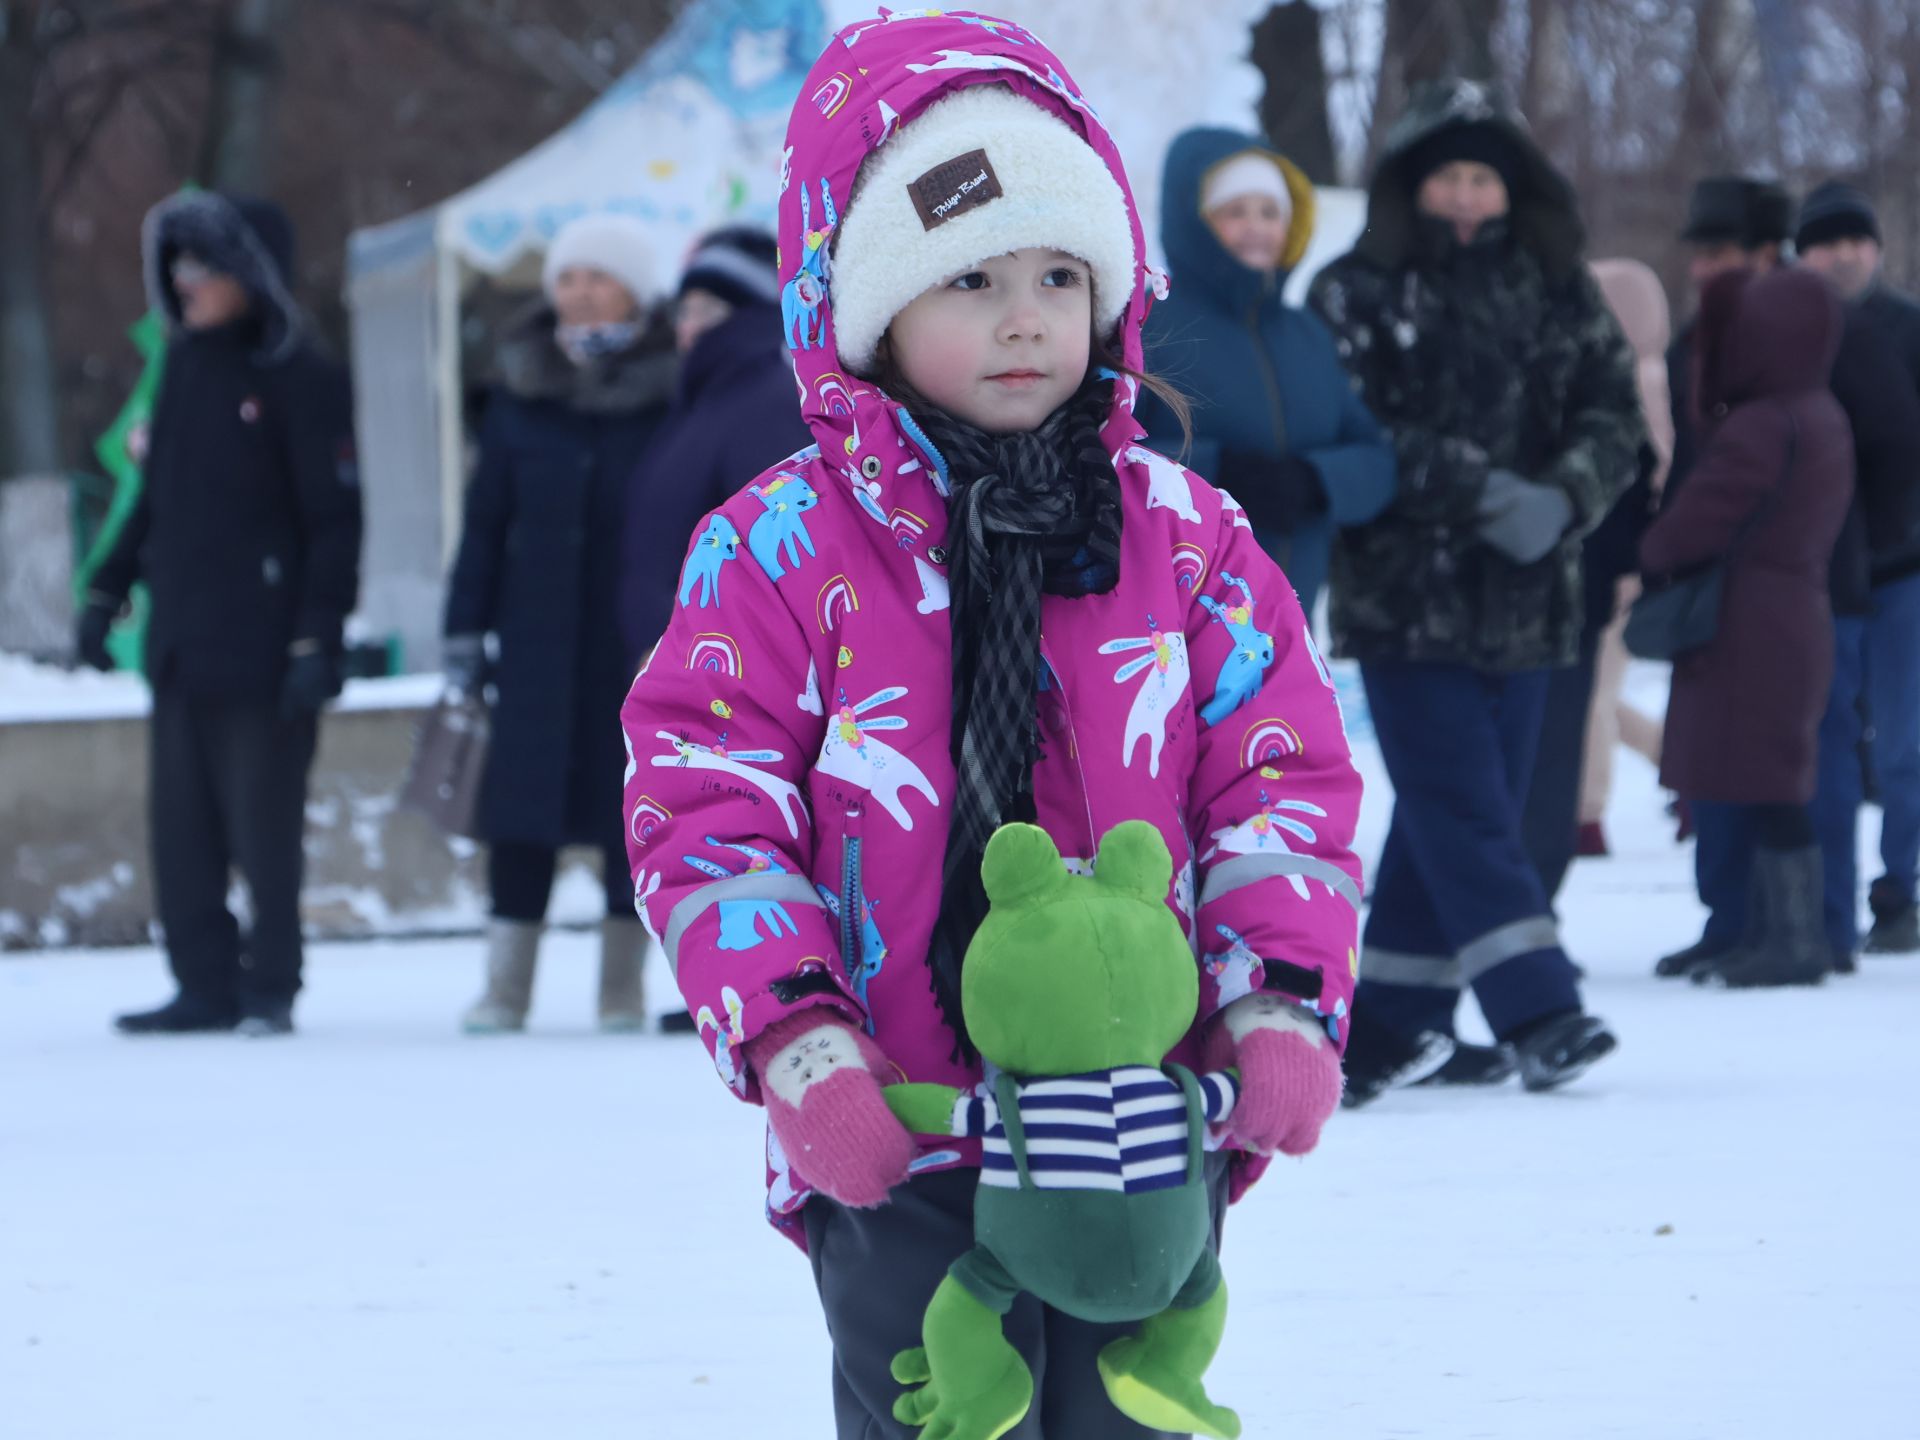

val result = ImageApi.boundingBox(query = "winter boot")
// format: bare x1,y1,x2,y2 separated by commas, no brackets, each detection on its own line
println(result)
1694,845,1829,988
463,920,539,1033
1415,1041,1517,1088
1339,1016,1454,1109
1864,882,1920,954
114,993,240,1035
1511,1011,1617,1091
1654,934,1738,979
597,918,648,1033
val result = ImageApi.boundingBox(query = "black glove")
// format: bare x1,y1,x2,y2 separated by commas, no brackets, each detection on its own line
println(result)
75,603,116,672
1217,451,1328,535
281,649,344,717
443,633,488,696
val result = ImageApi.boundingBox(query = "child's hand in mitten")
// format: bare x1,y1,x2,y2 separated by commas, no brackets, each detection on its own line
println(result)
745,1010,916,1208
1203,992,1343,1157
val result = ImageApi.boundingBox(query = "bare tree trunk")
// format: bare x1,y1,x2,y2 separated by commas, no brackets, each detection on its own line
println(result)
1371,0,1504,163
197,0,301,193
1521,0,1577,157
1251,3,1339,184
1667,0,1748,182
0,2,62,477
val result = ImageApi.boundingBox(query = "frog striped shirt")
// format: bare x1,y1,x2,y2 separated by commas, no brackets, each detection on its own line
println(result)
949,1067,1239,1195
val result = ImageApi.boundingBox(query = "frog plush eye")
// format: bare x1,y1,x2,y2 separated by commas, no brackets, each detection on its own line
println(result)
980,823,1068,908
1092,820,1174,901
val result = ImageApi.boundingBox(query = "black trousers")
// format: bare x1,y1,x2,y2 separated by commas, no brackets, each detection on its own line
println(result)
802,1158,1231,1439
487,840,633,923
150,687,318,1010
1522,639,1601,908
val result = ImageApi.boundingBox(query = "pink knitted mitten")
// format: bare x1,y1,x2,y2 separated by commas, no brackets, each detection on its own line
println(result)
1204,993,1344,1157
745,1010,916,1208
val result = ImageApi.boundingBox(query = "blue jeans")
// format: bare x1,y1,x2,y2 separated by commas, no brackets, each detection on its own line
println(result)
1693,799,1756,949
1866,573,1920,906
1812,617,1868,954
1357,660,1584,1043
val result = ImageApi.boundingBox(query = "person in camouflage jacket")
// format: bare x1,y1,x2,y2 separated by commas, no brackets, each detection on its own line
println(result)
1307,80,1645,1101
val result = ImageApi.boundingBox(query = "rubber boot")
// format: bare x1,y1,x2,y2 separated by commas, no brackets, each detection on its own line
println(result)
598,918,648,1033
1695,845,1829,988
463,920,539,1033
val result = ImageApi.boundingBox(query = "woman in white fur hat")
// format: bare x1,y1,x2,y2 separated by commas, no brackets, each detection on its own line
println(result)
443,212,677,1035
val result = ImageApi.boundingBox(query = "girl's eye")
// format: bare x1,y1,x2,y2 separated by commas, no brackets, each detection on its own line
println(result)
1044,268,1084,289
948,271,989,291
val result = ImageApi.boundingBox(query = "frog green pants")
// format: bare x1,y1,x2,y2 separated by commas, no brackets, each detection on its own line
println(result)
803,1156,1230,1439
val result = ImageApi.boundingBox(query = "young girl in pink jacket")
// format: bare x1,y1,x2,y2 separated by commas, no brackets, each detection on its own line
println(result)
621,13,1363,1436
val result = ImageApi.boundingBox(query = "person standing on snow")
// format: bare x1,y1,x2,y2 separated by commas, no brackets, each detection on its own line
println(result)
1640,267,1856,988
1795,182,1920,962
1137,129,1395,615
76,192,361,1038
622,14,1362,1436
1308,80,1644,1105
442,214,674,1035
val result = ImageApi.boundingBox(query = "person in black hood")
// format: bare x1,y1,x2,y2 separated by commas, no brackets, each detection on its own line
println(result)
1308,81,1643,1105
77,191,362,1037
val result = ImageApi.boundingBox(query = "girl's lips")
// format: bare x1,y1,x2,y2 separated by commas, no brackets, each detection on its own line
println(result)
988,371,1046,386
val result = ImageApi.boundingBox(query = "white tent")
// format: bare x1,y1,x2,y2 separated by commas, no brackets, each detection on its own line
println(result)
344,0,1362,671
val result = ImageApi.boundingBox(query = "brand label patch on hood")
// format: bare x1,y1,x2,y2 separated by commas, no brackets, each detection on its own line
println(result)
911,151,1003,231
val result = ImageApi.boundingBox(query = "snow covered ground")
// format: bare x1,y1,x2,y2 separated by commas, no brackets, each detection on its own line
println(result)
5,668,1919,1438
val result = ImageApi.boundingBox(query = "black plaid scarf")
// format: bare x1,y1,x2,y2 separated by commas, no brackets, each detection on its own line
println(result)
912,378,1123,1056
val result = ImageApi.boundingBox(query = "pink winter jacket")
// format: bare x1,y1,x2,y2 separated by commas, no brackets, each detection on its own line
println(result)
620,11,1365,1242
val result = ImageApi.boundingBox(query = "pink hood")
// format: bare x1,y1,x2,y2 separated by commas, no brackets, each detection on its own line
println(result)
622,10,1364,1243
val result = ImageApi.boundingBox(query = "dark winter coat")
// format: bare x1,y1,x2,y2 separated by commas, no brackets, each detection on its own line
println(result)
1839,284,1920,586
1306,81,1645,672
1137,128,1396,612
618,300,811,658
444,306,675,849
90,193,361,701
1641,268,1855,806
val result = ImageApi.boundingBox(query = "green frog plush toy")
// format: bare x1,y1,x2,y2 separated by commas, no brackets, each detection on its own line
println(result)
884,819,1243,1440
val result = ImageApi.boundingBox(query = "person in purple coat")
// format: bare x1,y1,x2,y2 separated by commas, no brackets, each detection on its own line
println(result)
1641,266,1856,987
619,228,813,664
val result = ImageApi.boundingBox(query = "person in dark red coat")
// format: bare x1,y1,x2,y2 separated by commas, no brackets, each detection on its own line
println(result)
1640,266,1856,986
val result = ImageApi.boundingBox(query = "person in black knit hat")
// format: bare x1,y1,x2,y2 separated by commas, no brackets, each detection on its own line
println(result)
1797,181,1920,961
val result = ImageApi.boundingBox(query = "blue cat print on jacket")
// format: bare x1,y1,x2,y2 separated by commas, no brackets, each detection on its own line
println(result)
746,471,820,580
679,514,744,610
683,838,800,951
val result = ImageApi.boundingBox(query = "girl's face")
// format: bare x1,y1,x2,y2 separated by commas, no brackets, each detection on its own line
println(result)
886,247,1092,433
1206,193,1290,272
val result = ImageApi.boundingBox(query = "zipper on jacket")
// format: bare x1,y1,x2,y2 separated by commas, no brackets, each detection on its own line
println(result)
1038,641,1098,855
1246,289,1289,459
839,806,863,988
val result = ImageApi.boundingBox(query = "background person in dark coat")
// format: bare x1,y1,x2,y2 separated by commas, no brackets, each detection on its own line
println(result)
1640,267,1855,987
1136,128,1396,613
76,192,362,1037
1797,182,1920,960
618,227,811,662
1308,80,1644,1103
442,214,675,1035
